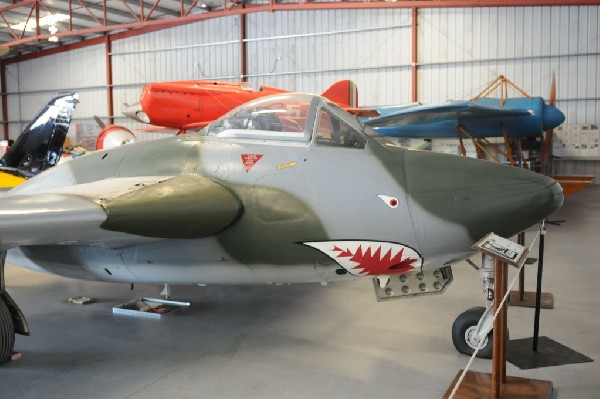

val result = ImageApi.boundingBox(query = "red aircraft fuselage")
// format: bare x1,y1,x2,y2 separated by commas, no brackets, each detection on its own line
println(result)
125,80,358,131
139,81,287,129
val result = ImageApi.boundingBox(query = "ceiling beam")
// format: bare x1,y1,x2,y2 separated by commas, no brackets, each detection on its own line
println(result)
3,0,600,64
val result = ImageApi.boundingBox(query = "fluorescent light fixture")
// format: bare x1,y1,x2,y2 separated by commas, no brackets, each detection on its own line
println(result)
10,13,69,32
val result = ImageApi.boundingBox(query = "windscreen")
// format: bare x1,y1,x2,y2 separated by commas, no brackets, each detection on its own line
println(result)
205,93,316,142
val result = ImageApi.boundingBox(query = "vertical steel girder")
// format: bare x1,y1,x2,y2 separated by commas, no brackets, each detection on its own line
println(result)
240,12,247,82
105,36,114,125
411,7,418,103
0,63,7,140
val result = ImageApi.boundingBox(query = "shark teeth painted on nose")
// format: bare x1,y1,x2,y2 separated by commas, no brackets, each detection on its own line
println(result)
303,241,423,277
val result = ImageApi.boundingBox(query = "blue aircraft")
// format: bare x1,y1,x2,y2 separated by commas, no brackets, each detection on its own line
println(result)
360,75,564,139
361,97,564,139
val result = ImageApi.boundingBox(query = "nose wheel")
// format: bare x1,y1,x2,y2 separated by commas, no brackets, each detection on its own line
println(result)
452,254,511,359
451,306,493,359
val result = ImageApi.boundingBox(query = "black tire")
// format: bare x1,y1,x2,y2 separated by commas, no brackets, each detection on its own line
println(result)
452,307,493,359
0,297,15,364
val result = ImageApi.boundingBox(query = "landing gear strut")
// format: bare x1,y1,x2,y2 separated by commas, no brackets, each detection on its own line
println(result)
0,250,29,364
452,255,498,359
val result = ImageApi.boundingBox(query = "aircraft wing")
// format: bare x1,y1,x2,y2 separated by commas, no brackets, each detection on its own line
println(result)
365,101,531,128
0,175,242,249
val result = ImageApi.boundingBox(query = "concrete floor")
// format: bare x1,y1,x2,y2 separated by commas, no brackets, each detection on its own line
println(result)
1,186,599,399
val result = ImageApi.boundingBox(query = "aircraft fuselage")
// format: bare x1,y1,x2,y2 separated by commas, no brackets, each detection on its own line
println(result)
7,128,561,285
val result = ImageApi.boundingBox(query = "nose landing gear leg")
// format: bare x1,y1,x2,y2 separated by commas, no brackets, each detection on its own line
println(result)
452,255,496,359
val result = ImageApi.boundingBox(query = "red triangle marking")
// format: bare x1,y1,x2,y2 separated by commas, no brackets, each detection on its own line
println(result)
241,154,264,172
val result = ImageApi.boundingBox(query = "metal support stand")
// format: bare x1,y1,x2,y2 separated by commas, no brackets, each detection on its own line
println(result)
509,231,554,309
506,223,591,370
533,227,546,351
160,283,172,299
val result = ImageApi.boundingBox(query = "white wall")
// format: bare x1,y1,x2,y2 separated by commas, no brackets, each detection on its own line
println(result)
5,45,106,139
245,9,412,106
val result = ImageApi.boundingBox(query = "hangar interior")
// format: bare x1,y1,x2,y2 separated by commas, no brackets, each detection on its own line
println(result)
2,2,600,178
0,1,599,398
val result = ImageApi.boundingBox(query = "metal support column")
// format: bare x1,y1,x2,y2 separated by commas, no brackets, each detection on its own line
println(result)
240,11,247,82
105,36,114,125
0,62,8,140
411,7,418,103
533,225,546,351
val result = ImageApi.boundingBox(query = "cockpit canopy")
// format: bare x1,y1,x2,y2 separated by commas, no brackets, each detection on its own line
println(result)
204,93,368,149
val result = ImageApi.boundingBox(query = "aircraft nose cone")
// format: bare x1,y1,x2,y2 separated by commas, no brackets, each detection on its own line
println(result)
404,151,564,250
463,170,564,238
542,104,565,130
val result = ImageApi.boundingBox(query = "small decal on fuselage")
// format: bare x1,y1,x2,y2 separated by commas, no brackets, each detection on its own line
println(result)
277,161,297,171
377,194,399,208
303,240,423,277
241,154,263,172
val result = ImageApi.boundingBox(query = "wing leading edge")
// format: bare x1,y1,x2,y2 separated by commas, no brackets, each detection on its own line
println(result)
365,101,531,128
0,175,243,249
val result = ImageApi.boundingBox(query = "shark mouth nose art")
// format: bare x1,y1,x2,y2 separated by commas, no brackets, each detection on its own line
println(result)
303,241,423,277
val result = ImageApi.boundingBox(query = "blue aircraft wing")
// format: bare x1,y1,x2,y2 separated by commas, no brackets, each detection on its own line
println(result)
362,101,546,138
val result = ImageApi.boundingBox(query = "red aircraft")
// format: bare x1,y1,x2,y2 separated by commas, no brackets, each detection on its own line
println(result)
112,79,358,135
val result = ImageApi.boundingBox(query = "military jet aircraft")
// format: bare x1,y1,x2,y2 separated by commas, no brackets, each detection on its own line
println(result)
0,93,563,364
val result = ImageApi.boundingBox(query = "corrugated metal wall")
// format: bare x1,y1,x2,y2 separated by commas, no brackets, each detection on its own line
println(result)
4,6,600,179
417,6,600,179
419,6,599,121
110,16,240,140
5,45,106,139
245,10,412,105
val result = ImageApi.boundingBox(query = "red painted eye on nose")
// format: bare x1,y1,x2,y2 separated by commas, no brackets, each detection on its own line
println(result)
377,195,399,209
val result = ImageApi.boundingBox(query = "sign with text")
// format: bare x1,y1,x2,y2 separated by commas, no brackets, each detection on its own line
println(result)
473,232,528,267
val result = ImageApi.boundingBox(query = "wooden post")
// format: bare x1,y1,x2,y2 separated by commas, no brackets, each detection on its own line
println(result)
496,261,508,384
492,259,507,398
